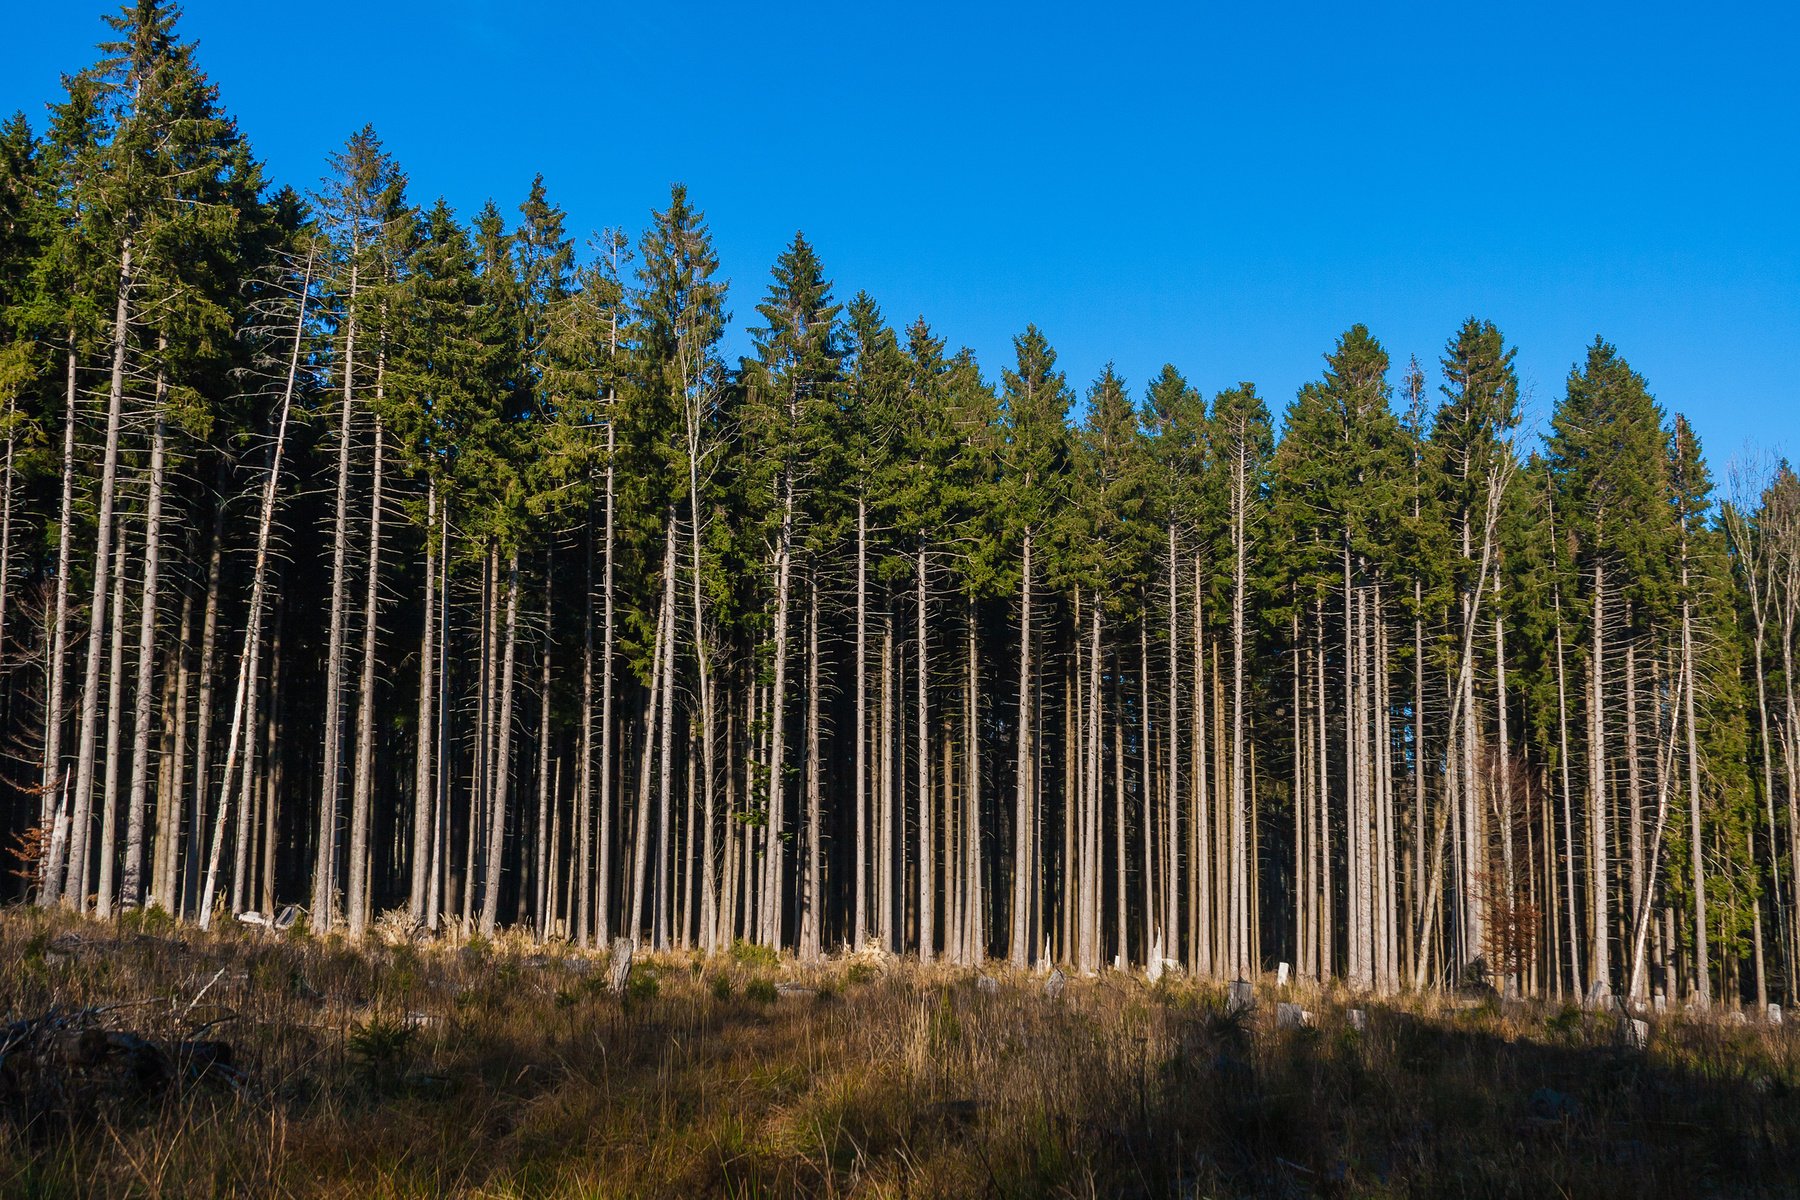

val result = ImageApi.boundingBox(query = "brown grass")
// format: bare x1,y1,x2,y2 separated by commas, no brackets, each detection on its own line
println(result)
1,907,1795,1198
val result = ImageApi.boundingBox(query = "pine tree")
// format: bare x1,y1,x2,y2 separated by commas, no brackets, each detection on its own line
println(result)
999,325,1071,966
634,184,727,949
1545,337,1669,1000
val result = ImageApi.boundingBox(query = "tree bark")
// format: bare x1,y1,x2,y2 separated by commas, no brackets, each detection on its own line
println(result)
62,237,135,911
119,353,169,911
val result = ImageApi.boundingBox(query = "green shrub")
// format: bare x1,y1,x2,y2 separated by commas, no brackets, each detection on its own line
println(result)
625,966,660,1003
348,1016,418,1091
730,939,779,969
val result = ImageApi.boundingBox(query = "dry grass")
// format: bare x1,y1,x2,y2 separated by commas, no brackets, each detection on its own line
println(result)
1,908,1796,1198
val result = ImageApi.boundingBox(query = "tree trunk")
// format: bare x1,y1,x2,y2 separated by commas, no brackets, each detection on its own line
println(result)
597,423,617,943
61,237,135,911
410,481,437,922
37,346,79,904
314,258,359,931
965,602,983,963
764,507,794,948
479,552,520,937
93,526,130,914
802,577,823,960
1590,560,1611,997
1167,526,1181,968
856,500,869,950
154,585,195,911
917,543,933,962
346,414,387,937
196,257,309,928
119,354,169,911
1682,587,1710,1006
535,564,554,937
1010,529,1033,967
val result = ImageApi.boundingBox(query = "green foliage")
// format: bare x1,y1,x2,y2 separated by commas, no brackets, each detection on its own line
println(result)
729,938,779,968
347,1015,418,1092
928,989,962,1050
624,965,660,1004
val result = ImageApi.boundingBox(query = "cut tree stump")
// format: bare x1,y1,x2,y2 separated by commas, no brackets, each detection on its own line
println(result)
607,939,634,995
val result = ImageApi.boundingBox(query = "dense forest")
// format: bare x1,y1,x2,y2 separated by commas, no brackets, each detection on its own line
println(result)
3,2,1798,1012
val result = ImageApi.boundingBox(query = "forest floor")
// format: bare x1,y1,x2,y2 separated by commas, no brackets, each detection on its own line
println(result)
0,909,1795,1199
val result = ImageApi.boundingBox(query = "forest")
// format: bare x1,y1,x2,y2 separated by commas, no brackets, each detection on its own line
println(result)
4,2,1800,1015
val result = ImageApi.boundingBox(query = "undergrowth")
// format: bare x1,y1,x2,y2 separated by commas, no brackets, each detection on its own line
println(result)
0,906,1794,1198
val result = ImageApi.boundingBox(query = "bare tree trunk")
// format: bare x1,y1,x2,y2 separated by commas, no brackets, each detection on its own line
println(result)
917,543,933,963
1495,585,1515,994
680,735,695,946
699,666,718,950
535,565,553,937
1114,667,1128,966
577,494,594,945
1412,590,1425,985
1083,598,1102,974
314,259,359,931
196,258,310,927
856,501,869,950
1626,627,1644,956
462,552,490,928
764,508,794,949
1682,588,1710,1006
1294,611,1307,977
260,621,282,916
965,602,983,962
93,528,130,914
154,586,194,910
1010,529,1033,967
801,577,823,960
1193,559,1210,975
720,694,738,947
346,414,386,937
62,238,135,911
597,424,617,943
1166,526,1180,967
686,413,718,954
1627,653,1688,1002
478,553,519,935
120,354,169,911
428,503,450,930
1062,648,1076,962
881,610,895,951
410,481,437,922
1554,585,1584,997
37,346,80,903
183,489,225,919
654,530,676,950
630,524,671,943
1590,560,1611,998
1229,434,1249,978
547,757,563,938
1139,621,1153,964
1750,602,1789,997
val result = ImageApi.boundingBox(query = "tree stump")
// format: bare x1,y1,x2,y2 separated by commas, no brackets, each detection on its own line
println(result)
608,938,635,995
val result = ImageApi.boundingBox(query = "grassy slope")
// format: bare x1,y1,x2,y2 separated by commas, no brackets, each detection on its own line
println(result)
1,909,1795,1199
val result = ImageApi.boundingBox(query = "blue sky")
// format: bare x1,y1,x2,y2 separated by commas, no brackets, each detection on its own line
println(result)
6,2,1797,475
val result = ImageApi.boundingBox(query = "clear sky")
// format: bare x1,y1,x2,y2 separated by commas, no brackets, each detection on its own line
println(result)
5,1,1797,475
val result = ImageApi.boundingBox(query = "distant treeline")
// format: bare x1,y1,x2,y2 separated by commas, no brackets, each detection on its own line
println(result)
4,2,1799,1009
